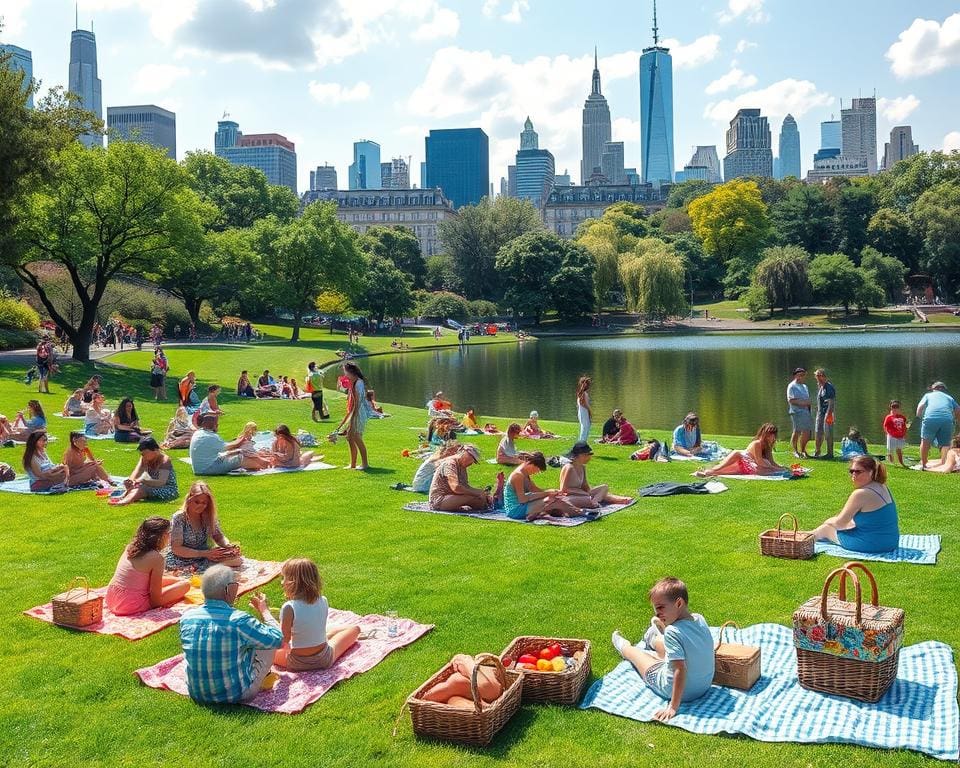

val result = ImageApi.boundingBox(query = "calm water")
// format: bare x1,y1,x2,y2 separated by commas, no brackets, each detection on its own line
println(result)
358,331,960,443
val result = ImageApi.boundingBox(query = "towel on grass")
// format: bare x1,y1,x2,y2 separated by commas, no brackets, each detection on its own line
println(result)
178,457,336,474
814,534,941,565
54,413,86,419
0,474,127,495
910,464,959,472
84,432,117,440
638,480,728,496
23,559,281,640
135,608,434,713
710,468,811,481
669,442,731,462
402,499,636,527
389,483,423,493
5,435,57,445
581,622,958,762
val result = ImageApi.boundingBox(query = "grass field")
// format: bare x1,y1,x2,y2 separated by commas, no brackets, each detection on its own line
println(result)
1,343,956,767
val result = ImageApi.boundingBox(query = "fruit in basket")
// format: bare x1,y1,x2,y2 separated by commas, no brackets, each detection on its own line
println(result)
518,662,537,671
548,642,562,657
550,656,566,672
518,653,538,665
536,658,552,671
500,655,513,668
538,647,557,661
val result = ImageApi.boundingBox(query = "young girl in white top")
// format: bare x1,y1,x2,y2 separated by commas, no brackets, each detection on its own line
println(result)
273,558,360,671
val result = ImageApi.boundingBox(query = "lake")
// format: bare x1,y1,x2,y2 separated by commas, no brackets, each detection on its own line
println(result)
359,331,960,443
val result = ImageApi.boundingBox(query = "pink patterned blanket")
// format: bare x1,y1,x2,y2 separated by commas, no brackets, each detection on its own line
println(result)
135,609,434,713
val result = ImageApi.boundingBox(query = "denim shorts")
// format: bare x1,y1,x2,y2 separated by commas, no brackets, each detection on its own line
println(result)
920,418,953,447
790,410,813,433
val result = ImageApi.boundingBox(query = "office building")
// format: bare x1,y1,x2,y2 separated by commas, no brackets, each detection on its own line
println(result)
777,114,801,179
675,166,710,183
214,120,297,192
639,2,674,184
68,25,102,148
380,157,410,189
723,108,773,179
625,167,641,185
821,119,841,150
601,141,626,184
806,155,869,183
310,165,338,191
515,118,555,208
348,140,381,190
507,165,517,197
882,126,919,171
424,128,489,208
544,183,666,239
679,146,721,183
841,97,877,174
554,170,572,187
107,105,176,158
300,188,456,256
1,44,33,108
499,177,508,197
581,48,612,185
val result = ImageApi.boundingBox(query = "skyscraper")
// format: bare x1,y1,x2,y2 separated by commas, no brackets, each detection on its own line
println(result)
882,125,918,171
388,157,410,189
0,44,33,109
214,120,297,192
507,165,517,197
515,117,555,208
821,120,841,151
310,165,338,191
685,145,722,182
107,105,176,158
580,48,612,185
639,1,674,184
349,140,381,190
424,128,489,208
723,108,773,179
777,114,801,179
68,24,102,148
601,141,625,184
841,97,878,174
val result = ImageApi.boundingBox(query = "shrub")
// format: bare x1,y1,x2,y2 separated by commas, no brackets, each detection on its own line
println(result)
417,291,470,321
467,299,499,319
0,293,41,331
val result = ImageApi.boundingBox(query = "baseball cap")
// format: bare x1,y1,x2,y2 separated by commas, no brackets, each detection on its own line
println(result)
569,441,594,457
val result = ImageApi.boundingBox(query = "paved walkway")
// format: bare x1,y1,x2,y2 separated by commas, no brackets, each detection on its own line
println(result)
0,347,117,365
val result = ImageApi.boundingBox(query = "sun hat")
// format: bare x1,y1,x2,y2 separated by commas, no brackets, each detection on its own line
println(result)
569,441,594,457
460,444,480,462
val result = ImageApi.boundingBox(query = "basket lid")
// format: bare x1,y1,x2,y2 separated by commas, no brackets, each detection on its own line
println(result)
715,642,760,662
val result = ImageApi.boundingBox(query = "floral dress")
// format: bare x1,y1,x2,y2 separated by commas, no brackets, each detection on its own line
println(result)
164,510,223,573
144,462,179,502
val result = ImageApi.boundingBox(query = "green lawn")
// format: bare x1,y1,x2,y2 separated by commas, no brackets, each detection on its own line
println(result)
1,349,956,767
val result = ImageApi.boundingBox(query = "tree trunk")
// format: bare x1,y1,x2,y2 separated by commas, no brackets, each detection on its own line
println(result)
184,295,203,328
290,313,301,343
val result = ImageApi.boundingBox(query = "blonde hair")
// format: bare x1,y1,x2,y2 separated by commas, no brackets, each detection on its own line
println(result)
282,557,322,603
178,481,218,530
242,421,258,438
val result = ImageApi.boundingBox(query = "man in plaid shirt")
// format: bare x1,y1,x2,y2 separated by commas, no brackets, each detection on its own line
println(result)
180,564,283,703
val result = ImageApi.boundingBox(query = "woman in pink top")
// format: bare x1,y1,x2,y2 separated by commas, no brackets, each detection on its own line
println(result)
106,517,191,615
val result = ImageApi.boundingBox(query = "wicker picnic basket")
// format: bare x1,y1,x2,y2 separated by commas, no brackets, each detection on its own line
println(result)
713,621,761,690
793,562,904,702
499,636,592,705
759,513,815,559
51,577,103,628
404,653,523,746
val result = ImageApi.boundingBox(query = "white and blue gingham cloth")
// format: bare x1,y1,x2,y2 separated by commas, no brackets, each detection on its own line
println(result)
814,534,941,565
580,623,959,762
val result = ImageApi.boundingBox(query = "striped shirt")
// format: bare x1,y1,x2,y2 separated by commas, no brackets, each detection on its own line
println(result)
179,599,283,703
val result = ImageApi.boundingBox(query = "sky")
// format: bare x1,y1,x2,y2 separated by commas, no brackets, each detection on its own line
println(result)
2,0,960,195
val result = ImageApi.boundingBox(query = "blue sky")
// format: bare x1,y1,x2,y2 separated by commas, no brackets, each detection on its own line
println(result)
2,0,959,193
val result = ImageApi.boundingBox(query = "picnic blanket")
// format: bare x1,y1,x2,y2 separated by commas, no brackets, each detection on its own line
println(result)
637,480,728,496
54,413,86,419
668,442,731,461
0,475,127,495
814,534,941,565
135,609,434,713
910,464,959,472
390,483,423,493
581,622,959,762
706,467,811,481
23,559,281,640
178,457,336,474
402,499,636,527
4,434,57,445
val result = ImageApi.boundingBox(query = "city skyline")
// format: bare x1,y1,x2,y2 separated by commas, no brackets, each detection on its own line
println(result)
2,1,958,194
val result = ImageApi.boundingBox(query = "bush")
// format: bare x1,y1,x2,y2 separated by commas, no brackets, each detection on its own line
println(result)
467,299,499,319
0,293,41,331
417,291,470,321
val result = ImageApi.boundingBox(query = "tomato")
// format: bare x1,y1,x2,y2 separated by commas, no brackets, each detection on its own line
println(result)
536,658,552,671
500,655,513,668
548,642,563,658
538,647,556,660
518,654,538,665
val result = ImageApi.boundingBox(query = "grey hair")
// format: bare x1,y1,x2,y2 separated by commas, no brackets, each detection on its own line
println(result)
201,564,236,599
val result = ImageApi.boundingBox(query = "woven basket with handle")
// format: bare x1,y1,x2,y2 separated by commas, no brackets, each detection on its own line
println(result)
793,562,904,702
499,636,591,705
51,577,103,628
403,653,523,746
713,621,761,690
759,512,815,559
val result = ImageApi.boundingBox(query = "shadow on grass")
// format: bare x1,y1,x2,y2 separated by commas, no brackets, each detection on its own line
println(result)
404,704,538,756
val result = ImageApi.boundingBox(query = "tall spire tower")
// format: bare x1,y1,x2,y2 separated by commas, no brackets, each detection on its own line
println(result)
581,47,612,184
68,13,103,148
639,0,674,184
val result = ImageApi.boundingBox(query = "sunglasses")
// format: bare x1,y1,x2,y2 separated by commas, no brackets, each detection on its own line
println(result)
848,468,867,476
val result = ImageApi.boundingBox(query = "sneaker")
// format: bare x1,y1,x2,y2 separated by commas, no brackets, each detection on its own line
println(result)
611,630,630,658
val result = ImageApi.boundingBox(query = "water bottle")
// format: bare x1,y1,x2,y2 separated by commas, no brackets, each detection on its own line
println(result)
386,610,399,638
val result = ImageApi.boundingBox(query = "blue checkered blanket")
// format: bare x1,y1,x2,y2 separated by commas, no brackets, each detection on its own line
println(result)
814,534,941,565
581,623,959,761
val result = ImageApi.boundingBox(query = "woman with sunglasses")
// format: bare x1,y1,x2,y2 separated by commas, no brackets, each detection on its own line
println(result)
810,456,899,553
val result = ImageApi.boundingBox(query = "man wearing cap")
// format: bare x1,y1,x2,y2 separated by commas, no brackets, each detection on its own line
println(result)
428,444,493,511
916,381,960,468
786,367,812,458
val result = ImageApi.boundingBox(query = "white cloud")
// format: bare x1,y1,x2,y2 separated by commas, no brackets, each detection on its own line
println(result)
718,0,768,24
0,0,32,35
943,131,960,153
307,80,371,105
482,0,529,23
661,35,722,69
612,117,640,143
735,39,757,54
704,79,832,124
705,65,758,95
886,13,960,79
411,6,459,40
131,63,191,94
77,0,197,42
877,95,920,123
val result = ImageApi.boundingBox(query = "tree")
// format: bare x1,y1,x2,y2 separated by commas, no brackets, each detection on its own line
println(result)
315,290,352,316
255,201,365,342
495,231,565,324
418,291,470,321
619,239,687,320
360,225,426,288
911,181,960,299
356,253,414,325
670,232,723,297
575,220,621,311
648,207,692,235
770,184,835,253
860,247,907,304
665,179,713,209
425,253,460,292
8,140,204,361
808,253,883,313
600,201,649,239
550,242,595,323
749,246,812,314
866,207,922,271
880,151,960,211
831,181,877,260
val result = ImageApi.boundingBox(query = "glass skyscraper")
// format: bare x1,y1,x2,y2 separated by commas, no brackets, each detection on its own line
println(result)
1,44,33,109
424,128,489,208
107,105,176,159
515,118,555,207
639,4,674,185
68,27,102,148
214,119,298,193
349,140,381,190
777,114,801,179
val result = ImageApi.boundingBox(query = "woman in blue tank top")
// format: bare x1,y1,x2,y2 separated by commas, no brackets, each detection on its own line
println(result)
811,455,899,552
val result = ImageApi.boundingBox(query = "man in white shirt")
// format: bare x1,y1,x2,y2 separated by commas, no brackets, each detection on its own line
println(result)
786,367,812,459
189,414,249,475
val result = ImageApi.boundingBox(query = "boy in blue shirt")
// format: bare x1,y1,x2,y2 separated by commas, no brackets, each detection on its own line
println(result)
612,577,715,721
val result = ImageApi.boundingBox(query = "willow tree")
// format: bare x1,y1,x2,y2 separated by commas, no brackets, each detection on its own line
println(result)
618,238,687,321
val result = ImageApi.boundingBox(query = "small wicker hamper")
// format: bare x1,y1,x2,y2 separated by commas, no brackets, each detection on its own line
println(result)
51,577,103,628
759,512,815,559
713,621,761,690
499,636,591,705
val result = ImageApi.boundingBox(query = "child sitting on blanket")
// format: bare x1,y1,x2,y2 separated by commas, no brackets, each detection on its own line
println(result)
840,427,869,460
612,577,715,722
273,558,360,671
237,422,271,471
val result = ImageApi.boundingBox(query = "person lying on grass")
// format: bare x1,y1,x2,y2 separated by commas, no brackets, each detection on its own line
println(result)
429,444,495,512
520,411,555,438
612,577,715,722
106,516,190,616
694,423,788,477
165,481,241,572
270,424,321,469
504,451,582,521
559,442,633,508
422,654,504,708
63,431,115,487
496,423,524,465
272,558,360,672
113,437,179,505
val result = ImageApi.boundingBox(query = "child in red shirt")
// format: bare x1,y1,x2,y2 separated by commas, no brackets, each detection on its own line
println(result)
883,400,908,467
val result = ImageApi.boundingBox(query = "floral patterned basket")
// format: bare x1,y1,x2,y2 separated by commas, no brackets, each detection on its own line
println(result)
792,561,904,702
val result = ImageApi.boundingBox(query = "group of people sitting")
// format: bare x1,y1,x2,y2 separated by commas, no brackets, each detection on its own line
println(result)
237,370,303,400
188,413,323,475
